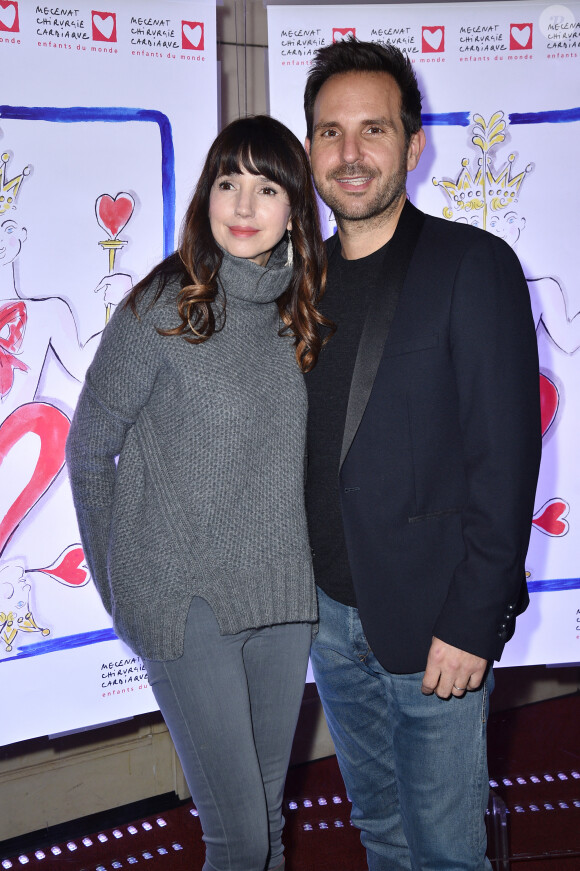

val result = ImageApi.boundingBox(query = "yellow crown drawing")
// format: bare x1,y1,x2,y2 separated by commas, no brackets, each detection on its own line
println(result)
0,152,30,215
433,112,533,230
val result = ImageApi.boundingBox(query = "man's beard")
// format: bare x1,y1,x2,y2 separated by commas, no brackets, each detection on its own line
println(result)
314,156,407,224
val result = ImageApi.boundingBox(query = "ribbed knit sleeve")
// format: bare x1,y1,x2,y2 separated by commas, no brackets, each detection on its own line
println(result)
65,298,163,611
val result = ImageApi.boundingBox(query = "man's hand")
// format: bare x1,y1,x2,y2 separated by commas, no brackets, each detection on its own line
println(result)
421,636,487,699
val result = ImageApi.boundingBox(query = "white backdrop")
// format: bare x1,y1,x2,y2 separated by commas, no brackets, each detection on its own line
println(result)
268,1,580,668
0,0,217,745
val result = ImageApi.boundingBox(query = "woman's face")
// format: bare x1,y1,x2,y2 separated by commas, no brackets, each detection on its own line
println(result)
209,168,292,267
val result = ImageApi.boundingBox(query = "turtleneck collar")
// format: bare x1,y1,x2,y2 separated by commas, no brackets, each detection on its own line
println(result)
217,240,293,305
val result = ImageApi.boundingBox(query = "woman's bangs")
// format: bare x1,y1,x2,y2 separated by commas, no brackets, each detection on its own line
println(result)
216,136,293,194
215,143,249,179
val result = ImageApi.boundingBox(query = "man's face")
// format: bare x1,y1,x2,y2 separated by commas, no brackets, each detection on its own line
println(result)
305,71,424,226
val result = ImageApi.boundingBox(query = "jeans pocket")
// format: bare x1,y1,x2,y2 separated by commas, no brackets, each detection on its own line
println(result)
481,667,494,724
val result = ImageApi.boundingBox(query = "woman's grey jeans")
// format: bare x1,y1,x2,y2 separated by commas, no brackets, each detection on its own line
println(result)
144,596,311,871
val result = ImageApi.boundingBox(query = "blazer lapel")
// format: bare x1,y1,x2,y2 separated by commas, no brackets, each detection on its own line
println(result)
339,200,426,469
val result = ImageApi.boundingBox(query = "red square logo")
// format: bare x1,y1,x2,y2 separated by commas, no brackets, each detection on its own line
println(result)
182,21,204,50
422,26,445,53
0,1,19,33
333,27,356,43
92,11,117,42
509,23,533,50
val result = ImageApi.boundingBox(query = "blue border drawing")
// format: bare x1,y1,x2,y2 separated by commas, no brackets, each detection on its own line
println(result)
0,105,175,257
0,104,175,664
2,629,119,663
421,107,580,128
510,108,580,125
3,107,578,663
527,577,580,593
422,111,470,126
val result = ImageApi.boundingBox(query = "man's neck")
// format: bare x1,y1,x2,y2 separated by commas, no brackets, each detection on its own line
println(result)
337,192,407,261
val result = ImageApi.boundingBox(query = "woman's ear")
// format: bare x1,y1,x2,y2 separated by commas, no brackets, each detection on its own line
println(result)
287,218,293,232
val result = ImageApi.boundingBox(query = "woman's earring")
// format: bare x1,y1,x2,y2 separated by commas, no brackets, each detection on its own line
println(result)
286,231,294,267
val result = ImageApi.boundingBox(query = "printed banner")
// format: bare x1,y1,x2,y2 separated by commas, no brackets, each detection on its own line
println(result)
268,1,580,668
0,0,217,745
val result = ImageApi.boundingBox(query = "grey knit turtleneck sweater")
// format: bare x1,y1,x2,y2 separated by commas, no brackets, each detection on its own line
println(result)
66,246,316,661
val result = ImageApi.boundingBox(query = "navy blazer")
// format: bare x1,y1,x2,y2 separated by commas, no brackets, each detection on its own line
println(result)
335,201,542,674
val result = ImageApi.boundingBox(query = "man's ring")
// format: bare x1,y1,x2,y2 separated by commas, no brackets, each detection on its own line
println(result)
453,684,466,691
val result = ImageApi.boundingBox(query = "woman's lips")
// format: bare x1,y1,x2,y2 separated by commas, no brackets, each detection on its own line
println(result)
228,226,259,237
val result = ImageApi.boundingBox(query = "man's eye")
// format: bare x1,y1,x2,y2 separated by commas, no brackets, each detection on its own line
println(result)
366,126,384,135
321,129,338,138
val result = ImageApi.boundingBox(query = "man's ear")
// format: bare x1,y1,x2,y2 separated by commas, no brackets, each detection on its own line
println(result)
304,138,311,159
407,128,426,172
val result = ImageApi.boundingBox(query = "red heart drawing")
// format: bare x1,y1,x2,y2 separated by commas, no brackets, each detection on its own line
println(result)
532,498,569,537
35,544,90,587
539,373,559,437
95,192,135,239
0,403,70,555
0,1,19,32
333,27,356,42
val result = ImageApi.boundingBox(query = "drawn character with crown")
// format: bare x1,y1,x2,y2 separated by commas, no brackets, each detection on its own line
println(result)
433,112,580,355
433,112,576,545
0,148,132,656
0,562,50,654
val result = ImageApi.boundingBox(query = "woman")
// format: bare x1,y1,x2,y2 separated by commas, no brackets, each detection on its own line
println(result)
66,115,330,871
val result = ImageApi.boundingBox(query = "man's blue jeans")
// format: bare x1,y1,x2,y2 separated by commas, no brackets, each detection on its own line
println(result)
311,587,493,871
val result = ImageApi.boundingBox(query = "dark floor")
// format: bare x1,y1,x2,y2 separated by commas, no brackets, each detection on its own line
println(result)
485,692,580,869
1,693,579,870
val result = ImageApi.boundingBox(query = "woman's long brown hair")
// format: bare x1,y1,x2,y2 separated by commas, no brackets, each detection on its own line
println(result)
125,115,332,372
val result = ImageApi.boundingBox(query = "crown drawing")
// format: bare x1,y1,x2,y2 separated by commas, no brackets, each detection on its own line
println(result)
0,152,30,216
432,112,533,230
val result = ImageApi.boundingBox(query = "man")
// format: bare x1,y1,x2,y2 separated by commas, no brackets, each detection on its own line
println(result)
304,40,541,870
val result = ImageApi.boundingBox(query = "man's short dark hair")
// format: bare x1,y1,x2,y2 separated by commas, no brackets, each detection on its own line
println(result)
304,39,423,143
